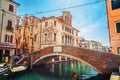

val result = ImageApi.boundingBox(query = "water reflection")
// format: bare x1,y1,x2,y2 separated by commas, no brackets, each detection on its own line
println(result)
3,61,101,80
33,61,98,80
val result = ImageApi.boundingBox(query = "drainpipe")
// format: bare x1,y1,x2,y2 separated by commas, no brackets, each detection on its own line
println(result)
105,0,111,49
39,20,42,49
0,9,4,42
0,0,1,8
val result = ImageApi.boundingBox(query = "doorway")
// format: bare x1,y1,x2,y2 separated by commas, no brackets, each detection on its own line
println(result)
0,49,3,63
5,50,10,63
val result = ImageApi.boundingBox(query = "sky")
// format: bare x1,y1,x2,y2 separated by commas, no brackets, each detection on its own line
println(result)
13,0,109,46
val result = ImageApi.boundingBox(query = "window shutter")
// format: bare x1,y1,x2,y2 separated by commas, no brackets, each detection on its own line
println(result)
10,35,13,43
5,34,7,42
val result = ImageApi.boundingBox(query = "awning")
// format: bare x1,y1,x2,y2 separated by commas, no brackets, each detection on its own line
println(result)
0,43,16,50
0,46,16,49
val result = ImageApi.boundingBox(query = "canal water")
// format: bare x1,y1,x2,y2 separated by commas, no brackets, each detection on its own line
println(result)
1,61,110,80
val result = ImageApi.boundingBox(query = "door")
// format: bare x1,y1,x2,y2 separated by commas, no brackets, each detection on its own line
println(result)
0,49,3,63
5,50,10,63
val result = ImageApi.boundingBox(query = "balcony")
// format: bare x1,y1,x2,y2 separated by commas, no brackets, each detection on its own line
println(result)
6,26,14,32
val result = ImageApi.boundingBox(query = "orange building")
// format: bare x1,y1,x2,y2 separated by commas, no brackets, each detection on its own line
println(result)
106,0,120,54
15,15,41,55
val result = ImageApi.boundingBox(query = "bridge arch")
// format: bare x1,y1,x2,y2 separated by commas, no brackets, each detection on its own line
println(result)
33,53,102,74
30,46,120,75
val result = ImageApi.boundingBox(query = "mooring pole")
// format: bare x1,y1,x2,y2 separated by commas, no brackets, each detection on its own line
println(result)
9,55,14,69
30,55,33,70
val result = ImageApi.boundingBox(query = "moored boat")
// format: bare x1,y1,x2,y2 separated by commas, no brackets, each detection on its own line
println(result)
0,63,8,76
11,65,28,73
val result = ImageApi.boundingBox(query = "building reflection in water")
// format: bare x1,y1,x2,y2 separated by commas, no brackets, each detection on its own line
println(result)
47,60,98,79
10,60,99,80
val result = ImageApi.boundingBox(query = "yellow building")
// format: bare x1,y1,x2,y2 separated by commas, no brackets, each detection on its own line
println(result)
15,11,80,56
0,0,19,63
106,0,120,54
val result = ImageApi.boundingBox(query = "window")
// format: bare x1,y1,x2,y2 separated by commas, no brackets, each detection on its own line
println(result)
7,20,12,29
54,33,56,41
117,47,120,54
65,35,67,44
111,0,120,10
76,32,78,36
45,22,48,27
62,26,64,30
9,4,14,12
10,35,13,43
45,34,47,41
62,36,64,43
54,21,56,26
116,22,120,33
5,34,13,43
72,31,74,34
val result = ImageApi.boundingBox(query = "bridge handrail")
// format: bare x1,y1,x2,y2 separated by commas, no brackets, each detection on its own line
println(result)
15,54,28,65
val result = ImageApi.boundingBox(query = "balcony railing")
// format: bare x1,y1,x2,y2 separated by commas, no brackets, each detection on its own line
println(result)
6,26,14,32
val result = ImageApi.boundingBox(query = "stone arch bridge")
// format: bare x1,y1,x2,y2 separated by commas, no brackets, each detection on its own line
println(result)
28,46,120,75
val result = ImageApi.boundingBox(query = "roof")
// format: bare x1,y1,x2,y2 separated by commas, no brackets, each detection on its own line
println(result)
41,16,80,32
11,0,20,6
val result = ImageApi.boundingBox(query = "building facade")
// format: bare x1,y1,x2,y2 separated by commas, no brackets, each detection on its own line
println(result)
15,11,80,56
79,39,109,52
106,0,120,54
15,15,41,55
41,11,80,49
0,0,19,63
